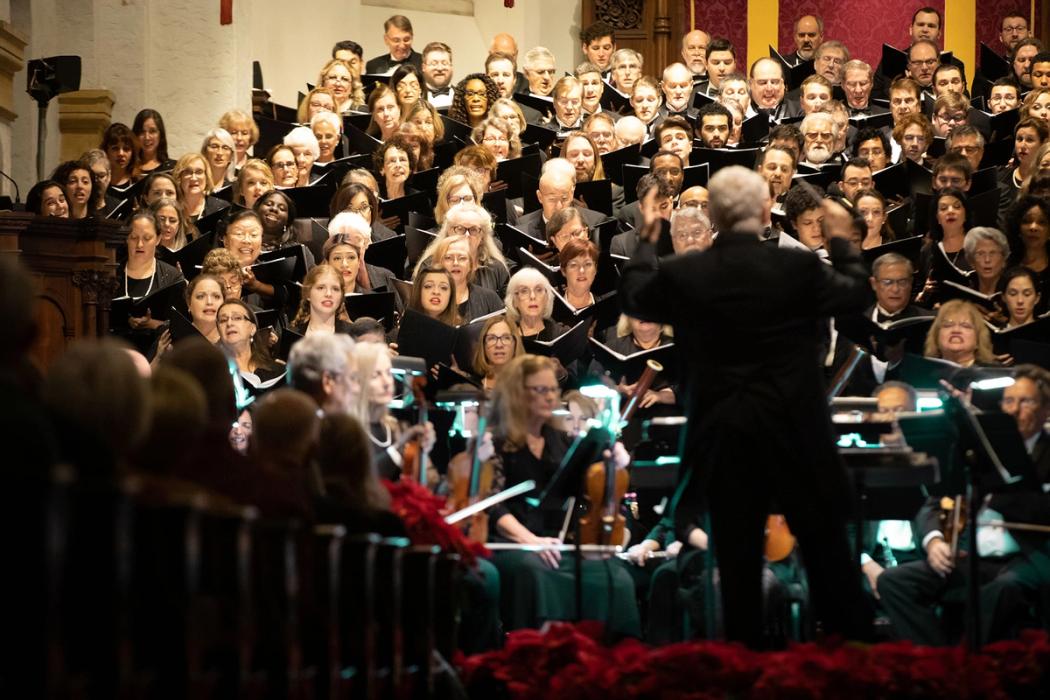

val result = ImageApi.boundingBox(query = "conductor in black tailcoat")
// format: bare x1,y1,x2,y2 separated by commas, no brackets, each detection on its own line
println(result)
619,166,874,646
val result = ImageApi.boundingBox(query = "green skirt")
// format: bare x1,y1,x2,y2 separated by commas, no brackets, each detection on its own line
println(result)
490,550,641,638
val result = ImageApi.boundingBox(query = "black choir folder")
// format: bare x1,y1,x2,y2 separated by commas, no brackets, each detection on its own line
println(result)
589,339,676,384
938,280,1002,312
836,314,935,358
551,290,620,334
396,308,503,371
343,291,396,331
522,320,590,367
109,280,187,331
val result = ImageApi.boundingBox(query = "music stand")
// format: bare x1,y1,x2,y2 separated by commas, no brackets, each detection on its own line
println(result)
529,384,618,625
940,381,1038,652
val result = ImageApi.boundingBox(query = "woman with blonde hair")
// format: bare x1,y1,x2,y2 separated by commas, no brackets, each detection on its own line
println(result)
489,98,527,137
434,166,485,225
172,153,225,221
486,353,639,634
233,158,274,208
430,234,503,321
415,202,510,295
353,340,434,479
923,300,996,366
471,116,522,161
297,86,337,124
290,264,352,336
219,109,259,170
402,100,445,147
318,58,364,113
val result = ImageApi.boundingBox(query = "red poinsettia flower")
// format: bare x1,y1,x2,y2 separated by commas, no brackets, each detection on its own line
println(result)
382,478,489,567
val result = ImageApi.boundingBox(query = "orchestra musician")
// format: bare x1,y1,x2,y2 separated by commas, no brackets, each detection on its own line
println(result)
485,354,640,636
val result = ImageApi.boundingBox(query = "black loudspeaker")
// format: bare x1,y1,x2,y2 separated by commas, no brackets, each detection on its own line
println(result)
26,55,81,105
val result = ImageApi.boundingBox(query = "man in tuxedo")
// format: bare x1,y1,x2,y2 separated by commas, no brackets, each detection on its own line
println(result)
785,15,823,67
515,161,605,241
878,364,1050,645
489,32,530,96
580,21,616,78
658,63,699,124
843,61,889,117
421,42,454,109
365,15,422,75
619,165,874,647
681,29,710,80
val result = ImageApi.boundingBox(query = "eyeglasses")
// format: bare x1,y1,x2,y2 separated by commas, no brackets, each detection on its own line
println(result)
308,100,332,109
818,56,845,66
217,313,251,325
447,193,475,205
482,135,508,144
228,229,262,241
843,178,873,188
465,90,488,99
484,333,515,346
877,278,912,289
442,254,470,264
909,58,938,68
451,224,484,237
515,286,547,298
1001,396,1039,409
348,203,372,215
564,260,596,272
672,228,710,241
936,112,967,124
272,160,296,170
555,227,590,241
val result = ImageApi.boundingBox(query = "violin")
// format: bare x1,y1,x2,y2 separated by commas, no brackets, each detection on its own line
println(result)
578,363,662,547
447,400,493,544
939,494,968,560
400,375,430,488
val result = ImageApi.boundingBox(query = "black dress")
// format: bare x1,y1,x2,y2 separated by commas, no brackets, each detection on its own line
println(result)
457,285,504,322
487,424,641,636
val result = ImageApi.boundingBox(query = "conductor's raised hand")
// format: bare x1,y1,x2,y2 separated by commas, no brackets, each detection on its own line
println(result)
638,186,663,245
821,197,856,241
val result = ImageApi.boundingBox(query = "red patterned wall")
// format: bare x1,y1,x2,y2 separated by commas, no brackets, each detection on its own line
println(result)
686,0,750,71
775,0,945,67
975,1,1031,66
685,1,1039,74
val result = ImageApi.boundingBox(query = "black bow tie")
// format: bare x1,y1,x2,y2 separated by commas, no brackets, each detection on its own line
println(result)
876,311,898,324
430,88,451,97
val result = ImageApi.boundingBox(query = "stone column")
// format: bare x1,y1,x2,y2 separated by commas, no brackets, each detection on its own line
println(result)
57,88,114,162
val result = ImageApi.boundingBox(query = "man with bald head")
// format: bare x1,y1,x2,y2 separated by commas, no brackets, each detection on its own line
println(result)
490,32,530,95
787,14,823,66
681,29,710,79
514,159,606,240
748,57,793,120
658,62,699,122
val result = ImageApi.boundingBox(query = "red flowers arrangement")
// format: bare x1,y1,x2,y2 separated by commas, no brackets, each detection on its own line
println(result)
458,622,1050,699
382,478,489,567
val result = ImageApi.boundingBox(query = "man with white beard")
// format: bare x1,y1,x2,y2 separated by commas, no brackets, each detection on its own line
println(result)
798,112,841,168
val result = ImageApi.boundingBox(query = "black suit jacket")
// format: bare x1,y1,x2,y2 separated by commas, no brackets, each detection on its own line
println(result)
620,234,872,536
516,206,606,243
915,432,1050,553
365,50,422,75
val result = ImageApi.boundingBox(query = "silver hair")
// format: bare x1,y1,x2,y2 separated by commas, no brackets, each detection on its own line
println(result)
328,211,372,242
871,252,914,277
670,205,711,236
287,333,354,388
504,267,555,322
963,227,1010,262
522,46,555,71
801,111,839,138
283,126,321,159
310,111,343,133
707,166,767,235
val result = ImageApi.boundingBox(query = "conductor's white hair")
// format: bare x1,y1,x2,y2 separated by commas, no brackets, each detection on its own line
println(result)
708,166,767,235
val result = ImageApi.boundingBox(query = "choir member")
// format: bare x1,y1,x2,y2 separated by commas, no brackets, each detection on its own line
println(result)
390,64,425,114
1001,267,1042,328
149,198,195,252
416,202,510,295
628,76,662,136
25,180,68,217
852,189,894,249
367,84,402,141
406,265,460,326
201,128,236,187
296,87,337,124
1005,195,1050,311
173,153,224,220
922,300,996,367
471,313,523,391
318,58,363,113
310,112,343,165
558,238,599,310
100,122,138,189
504,268,566,340
119,212,185,332
132,108,175,175
329,181,397,242
432,234,502,322
374,135,416,200
471,116,520,161
963,227,1010,298
217,299,281,383
290,264,351,336
233,159,274,208
184,275,224,344
282,126,320,187
434,166,484,226
52,160,94,220
218,109,258,170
